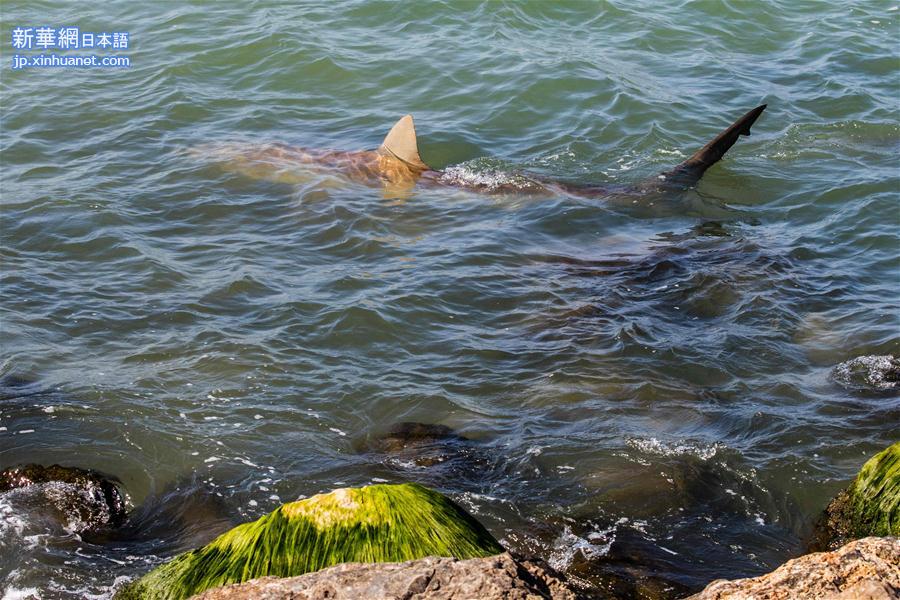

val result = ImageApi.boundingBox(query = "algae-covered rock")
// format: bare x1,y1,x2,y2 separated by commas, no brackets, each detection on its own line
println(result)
116,482,503,600
812,442,899,550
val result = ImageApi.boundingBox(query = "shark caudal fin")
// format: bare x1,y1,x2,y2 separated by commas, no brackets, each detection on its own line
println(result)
661,104,766,187
377,114,431,171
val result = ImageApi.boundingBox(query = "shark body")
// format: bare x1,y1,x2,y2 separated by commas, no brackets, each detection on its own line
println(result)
207,105,767,198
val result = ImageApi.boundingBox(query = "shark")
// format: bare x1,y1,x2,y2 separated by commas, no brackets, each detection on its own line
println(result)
203,104,766,199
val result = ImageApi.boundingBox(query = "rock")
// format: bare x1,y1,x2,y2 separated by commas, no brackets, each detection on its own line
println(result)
0,463,128,533
373,422,465,455
364,421,488,469
687,537,899,599
116,482,504,600
186,552,581,600
812,442,899,550
360,422,495,491
832,355,900,392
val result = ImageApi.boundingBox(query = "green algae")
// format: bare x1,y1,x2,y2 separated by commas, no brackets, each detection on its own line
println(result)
845,441,899,538
812,442,899,550
115,482,502,600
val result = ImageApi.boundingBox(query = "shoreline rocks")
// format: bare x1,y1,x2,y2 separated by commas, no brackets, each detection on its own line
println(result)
98,440,898,599
187,552,582,600
687,536,899,600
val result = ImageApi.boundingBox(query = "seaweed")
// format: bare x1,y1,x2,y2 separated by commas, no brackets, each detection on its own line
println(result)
117,482,502,600
811,442,899,550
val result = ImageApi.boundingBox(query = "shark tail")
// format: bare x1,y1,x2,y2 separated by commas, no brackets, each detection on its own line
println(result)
662,104,766,187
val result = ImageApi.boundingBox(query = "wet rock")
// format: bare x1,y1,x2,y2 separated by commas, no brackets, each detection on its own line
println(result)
832,355,900,392
369,421,470,465
0,463,128,533
373,422,461,448
361,422,493,487
187,552,582,600
687,537,899,600
811,442,899,551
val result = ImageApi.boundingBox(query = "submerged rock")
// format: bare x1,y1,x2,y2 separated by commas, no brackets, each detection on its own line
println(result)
0,463,128,533
688,537,899,599
367,421,478,467
361,422,494,489
832,355,900,392
187,552,581,600
373,422,463,451
116,482,504,600
812,442,900,551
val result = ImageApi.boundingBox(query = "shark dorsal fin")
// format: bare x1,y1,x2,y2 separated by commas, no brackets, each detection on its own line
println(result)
378,114,430,171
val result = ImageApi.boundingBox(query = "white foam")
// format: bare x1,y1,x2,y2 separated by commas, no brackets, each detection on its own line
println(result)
438,165,544,192
627,437,723,460
2,587,41,600
0,495,27,540
548,525,615,571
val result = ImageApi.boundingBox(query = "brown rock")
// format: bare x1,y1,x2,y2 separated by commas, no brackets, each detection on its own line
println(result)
188,552,584,600
688,537,900,600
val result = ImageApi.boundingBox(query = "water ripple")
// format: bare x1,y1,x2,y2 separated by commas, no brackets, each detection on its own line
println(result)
1,0,898,597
